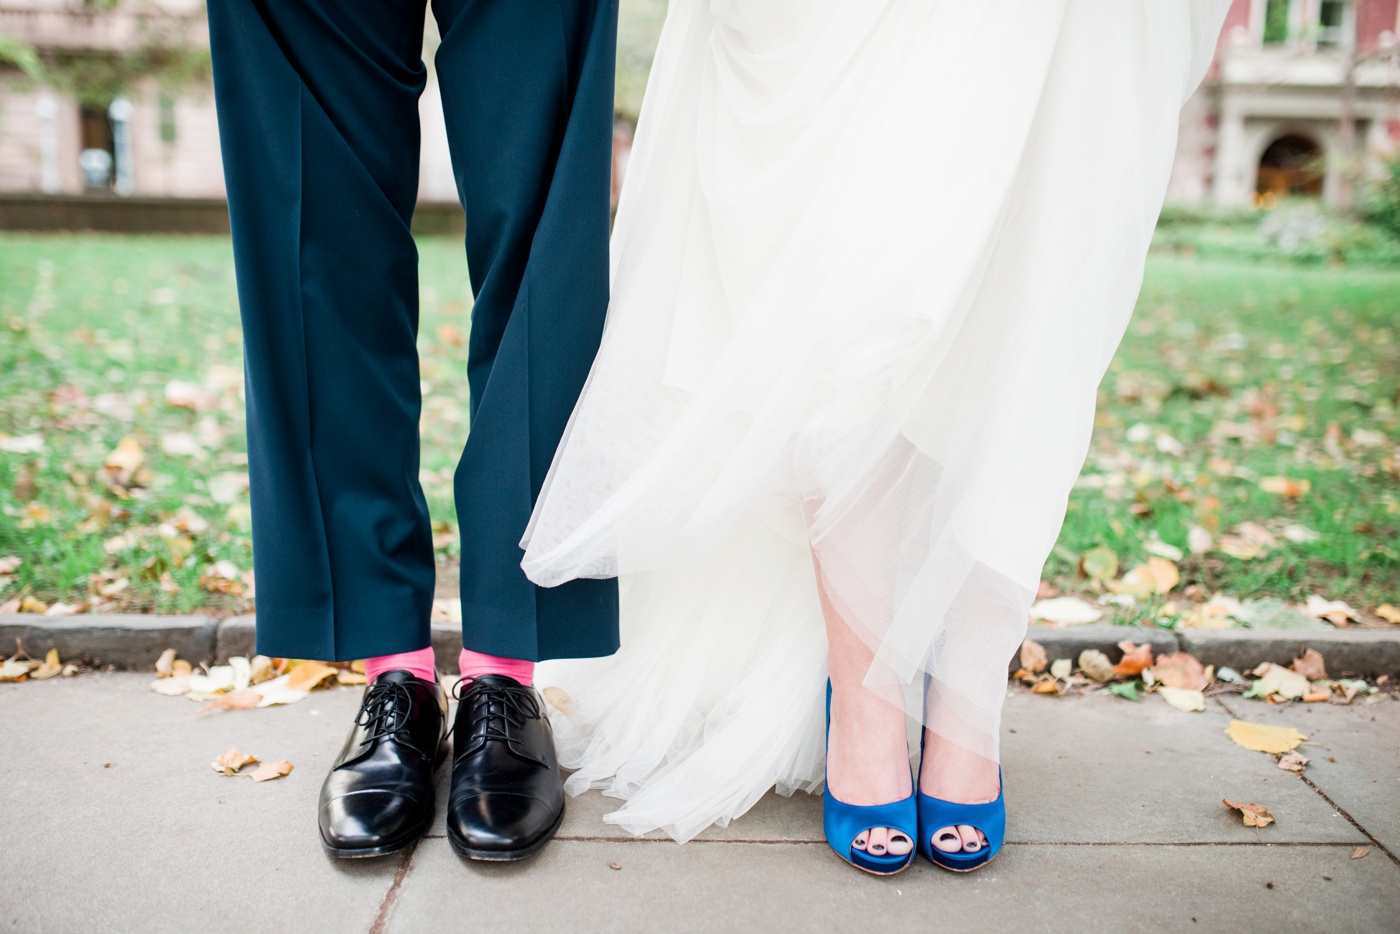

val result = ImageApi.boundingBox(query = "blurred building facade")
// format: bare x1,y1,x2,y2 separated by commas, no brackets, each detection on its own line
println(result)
2,0,1399,208
1170,0,1400,207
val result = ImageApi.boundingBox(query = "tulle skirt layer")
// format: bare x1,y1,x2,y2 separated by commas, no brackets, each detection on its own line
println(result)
523,0,1231,841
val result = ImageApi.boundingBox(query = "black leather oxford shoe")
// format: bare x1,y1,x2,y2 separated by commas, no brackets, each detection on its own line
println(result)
446,674,565,861
318,669,448,858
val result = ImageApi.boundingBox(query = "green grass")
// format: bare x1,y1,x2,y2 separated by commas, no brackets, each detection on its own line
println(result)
1,237,1398,616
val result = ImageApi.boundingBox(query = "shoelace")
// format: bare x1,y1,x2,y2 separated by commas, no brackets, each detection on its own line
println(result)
355,680,415,746
452,678,544,760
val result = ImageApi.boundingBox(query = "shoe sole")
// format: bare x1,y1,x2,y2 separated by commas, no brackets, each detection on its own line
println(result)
925,848,1001,873
446,801,566,863
320,815,432,860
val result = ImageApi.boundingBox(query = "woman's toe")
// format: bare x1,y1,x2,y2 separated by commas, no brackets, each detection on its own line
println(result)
852,831,869,852
932,825,963,854
866,827,890,855
886,829,914,857
957,825,983,853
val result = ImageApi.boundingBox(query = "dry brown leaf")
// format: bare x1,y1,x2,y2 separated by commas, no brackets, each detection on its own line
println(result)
1152,652,1209,691
1225,719,1307,754
1222,798,1274,828
18,595,47,614
285,660,338,692
1350,846,1369,859
1078,649,1115,683
0,658,32,682
1375,604,1400,624
212,748,257,776
1031,679,1061,695
249,655,276,685
1108,557,1180,596
1253,662,1310,700
1020,639,1048,674
248,760,293,783
1290,648,1328,681
1112,641,1154,679
1276,750,1309,774
200,687,262,712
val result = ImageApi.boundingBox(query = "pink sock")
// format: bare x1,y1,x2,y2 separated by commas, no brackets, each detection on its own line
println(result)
363,647,438,684
459,648,535,686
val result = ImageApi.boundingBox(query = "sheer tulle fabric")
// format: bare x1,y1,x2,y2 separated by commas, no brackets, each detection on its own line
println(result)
523,0,1230,842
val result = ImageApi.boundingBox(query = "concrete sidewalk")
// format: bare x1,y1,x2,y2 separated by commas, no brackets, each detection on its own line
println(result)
4,675,1397,932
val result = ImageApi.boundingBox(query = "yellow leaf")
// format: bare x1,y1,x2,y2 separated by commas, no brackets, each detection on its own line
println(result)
103,436,144,474
336,670,367,685
285,660,338,692
154,648,176,678
248,759,293,782
1376,604,1400,624
1108,557,1179,596
1225,719,1307,754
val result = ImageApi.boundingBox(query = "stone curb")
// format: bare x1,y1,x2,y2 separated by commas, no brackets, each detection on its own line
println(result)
3,613,1398,677
1022,624,1400,678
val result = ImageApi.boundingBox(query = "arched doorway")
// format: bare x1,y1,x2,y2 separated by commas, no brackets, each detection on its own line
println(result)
1256,134,1324,198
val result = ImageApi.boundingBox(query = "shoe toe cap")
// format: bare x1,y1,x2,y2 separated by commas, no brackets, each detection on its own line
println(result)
447,792,559,852
320,790,428,851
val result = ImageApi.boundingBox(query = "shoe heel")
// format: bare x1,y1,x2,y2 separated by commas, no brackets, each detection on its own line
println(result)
822,681,917,876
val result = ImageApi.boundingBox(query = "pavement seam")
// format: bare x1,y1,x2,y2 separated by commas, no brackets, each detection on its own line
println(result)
368,842,417,934
1214,695,1400,868
422,835,1365,848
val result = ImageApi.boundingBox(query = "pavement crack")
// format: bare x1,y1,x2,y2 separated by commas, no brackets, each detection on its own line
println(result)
368,842,417,934
1213,695,1400,868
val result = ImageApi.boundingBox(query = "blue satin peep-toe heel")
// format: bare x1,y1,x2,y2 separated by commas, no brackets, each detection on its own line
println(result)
916,767,1005,872
822,681,917,876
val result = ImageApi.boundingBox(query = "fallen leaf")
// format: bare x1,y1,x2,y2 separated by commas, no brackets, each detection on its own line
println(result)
212,748,257,776
154,648,177,678
336,670,367,685
1157,686,1205,712
1078,546,1118,583
1226,719,1307,754
1078,649,1115,683
248,760,293,783
249,655,276,685
1143,534,1184,562
1109,557,1179,596
1303,595,1359,625
0,658,32,682
1029,596,1103,625
542,685,575,715
1376,604,1400,624
103,436,144,481
151,676,191,696
1248,662,1309,701
1350,847,1369,860
1222,798,1275,828
30,648,62,680
285,660,339,692
1108,681,1142,701
1259,476,1310,499
1276,750,1309,773
1112,641,1154,679
252,674,310,707
19,595,47,614
188,665,237,695
1187,525,1213,555
1020,639,1048,674
1152,652,1209,691
200,687,262,712
1031,679,1061,695
1290,648,1328,681
1049,658,1072,681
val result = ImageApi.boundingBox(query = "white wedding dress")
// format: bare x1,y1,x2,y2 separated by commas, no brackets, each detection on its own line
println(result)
522,0,1231,842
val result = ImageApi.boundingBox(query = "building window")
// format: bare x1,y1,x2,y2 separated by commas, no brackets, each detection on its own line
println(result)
158,93,178,145
78,104,114,190
1263,0,1290,44
1316,0,1350,49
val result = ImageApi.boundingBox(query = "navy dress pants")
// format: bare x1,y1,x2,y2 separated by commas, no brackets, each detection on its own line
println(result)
207,0,620,662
